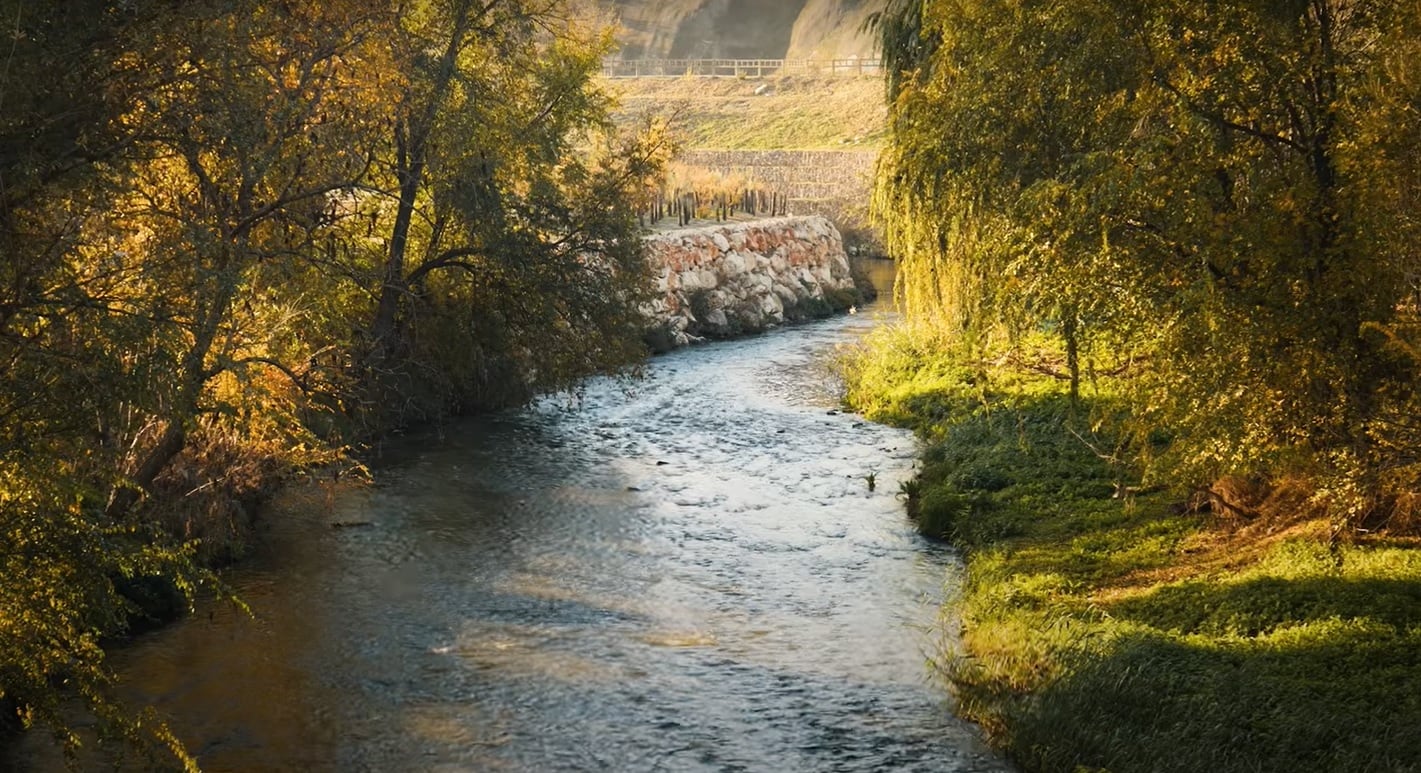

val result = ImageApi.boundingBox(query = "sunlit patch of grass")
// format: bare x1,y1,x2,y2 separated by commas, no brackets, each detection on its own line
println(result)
605,74,887,150
842,323,1421,773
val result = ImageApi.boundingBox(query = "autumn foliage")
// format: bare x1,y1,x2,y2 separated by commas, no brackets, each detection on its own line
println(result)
0,0,670,762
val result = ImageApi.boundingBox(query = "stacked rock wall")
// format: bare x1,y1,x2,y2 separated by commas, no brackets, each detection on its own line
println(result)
643,215,860,349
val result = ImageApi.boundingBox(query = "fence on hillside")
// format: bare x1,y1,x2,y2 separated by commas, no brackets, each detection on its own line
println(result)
601,58,882,78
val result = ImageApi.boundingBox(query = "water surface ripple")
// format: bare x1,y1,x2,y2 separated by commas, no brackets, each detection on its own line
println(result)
15,311,1010,772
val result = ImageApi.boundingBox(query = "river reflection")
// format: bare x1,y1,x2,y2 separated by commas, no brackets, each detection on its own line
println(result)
12,281,1009,772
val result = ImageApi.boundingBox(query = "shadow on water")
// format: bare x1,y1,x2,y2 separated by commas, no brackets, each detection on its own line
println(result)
9,301,1010,772
851,256,898,311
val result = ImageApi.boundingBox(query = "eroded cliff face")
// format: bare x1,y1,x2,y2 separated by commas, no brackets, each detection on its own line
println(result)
604,0,880,60
785,0,881,59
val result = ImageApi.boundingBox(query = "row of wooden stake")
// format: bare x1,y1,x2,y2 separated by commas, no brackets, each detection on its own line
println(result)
638,187,791,228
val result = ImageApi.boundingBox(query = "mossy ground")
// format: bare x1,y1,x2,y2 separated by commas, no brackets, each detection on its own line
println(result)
840,324,1421,773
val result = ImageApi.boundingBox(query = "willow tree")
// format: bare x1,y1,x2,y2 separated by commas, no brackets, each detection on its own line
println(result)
0,1,208,763
97,0,390,520
875,0,1421,519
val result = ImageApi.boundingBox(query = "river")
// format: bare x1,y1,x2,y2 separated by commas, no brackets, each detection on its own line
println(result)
11,277,1009,772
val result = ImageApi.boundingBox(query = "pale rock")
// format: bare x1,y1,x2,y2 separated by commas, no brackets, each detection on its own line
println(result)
721,251,749,277
760,293,785,319
644,215,856,348
678,270,704,291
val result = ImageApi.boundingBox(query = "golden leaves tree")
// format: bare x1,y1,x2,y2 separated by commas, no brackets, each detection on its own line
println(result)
0,0,667,764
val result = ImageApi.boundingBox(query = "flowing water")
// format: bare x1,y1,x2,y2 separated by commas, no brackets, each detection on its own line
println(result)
12,276,1010,772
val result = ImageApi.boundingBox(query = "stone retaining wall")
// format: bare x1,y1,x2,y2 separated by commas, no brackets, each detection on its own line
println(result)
643,215,861,350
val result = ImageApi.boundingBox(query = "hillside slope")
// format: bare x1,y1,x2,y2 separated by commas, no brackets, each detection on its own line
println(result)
607,74,885,150
603,0,882,60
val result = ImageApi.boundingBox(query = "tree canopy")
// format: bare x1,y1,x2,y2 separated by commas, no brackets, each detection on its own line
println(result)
874,0,1421,519
0,0,668,763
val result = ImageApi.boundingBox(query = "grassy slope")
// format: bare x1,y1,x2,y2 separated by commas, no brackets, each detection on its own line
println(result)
841,326,1421,773
604,74,886,150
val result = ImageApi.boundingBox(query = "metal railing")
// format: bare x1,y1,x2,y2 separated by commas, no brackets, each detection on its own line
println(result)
601,58,882,78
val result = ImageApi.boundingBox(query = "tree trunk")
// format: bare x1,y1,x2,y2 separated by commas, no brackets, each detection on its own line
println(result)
106,267,236,519
1063,313,1081,405
369,0,479,356
370,127,425,351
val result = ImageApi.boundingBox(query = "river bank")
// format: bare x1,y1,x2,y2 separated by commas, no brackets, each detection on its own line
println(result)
840,326,1421,773
0,219,884,771
7,306,1011,772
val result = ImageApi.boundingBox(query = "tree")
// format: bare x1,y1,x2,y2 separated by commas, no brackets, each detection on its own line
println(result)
0,1,208,763
1,0,668,763
874,0,1421,519
96,0,386,519
351,0,670,420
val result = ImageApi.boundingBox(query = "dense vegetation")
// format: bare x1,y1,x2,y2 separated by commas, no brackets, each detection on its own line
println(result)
846,1,1421,770
844,331,1421,772
0,0,667,764
873,0,1421,516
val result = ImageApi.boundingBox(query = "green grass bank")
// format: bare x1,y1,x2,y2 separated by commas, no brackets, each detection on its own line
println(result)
840,326,1421,773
